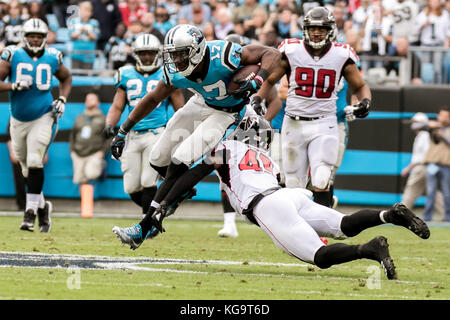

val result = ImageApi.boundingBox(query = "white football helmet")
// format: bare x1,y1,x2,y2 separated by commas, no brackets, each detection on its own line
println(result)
132,33,162,73
303,7,336,49
22,18,48,54
163,24,207,77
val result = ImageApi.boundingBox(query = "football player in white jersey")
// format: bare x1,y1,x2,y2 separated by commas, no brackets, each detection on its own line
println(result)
256,7,372,208
113,115,430,280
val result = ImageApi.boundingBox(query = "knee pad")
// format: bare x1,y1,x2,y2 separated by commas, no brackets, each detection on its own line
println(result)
149,147,170,168
311,165,332,190
27,153,44,170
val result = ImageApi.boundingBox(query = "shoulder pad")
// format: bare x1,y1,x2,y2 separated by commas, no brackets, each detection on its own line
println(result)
1,45,20,62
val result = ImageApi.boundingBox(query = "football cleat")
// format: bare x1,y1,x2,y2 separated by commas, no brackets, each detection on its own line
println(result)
218,223,238,238
37,201,52,233
20,209,36,232
365,236,397,280
387,203,430,239
112,224,157,250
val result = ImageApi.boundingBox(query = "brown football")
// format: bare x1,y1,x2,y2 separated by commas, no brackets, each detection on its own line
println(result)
228,64,261,92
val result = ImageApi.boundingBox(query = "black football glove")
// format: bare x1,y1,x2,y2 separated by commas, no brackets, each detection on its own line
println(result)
151,201,168,233
102,125,117,139
353,98,371,118
250,95,266,116
110,131,126,160
230,76,263,100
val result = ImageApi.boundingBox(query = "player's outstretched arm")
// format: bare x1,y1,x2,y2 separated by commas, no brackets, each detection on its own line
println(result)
124,79,175,130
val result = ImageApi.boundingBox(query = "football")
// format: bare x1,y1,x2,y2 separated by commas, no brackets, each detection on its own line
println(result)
228,64,261,92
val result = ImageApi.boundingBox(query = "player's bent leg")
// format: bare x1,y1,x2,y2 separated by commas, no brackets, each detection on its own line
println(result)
171,110,235,167
21,167,45,232
289,188,347,239
252,190,325,264
141,187,157,215
149,96,201,169
281,121,309,188
37,200,52,233
340,204,430,239
129,191,143,208
313,236,397,280
383,203,430,239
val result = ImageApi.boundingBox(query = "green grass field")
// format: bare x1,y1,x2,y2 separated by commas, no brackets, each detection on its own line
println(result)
0,215,448,300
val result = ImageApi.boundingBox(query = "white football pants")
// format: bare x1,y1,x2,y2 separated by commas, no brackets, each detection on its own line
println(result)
9,112,54,178
253,188,347,264
149,95,237,167
281,115,339,189
121,128,163,194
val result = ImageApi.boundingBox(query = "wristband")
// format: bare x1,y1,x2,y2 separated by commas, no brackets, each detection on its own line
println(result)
120,118,137,134
58,96,67,103
361,98,371,107
256,68,269,82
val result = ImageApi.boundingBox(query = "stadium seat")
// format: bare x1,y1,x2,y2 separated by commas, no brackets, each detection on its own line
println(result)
46,14,59,31
365,67,387,85
56,28,70,43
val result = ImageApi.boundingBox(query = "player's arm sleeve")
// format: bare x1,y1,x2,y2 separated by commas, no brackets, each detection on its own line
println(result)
1,46,13,63
224,41,242,71
114,69,126,90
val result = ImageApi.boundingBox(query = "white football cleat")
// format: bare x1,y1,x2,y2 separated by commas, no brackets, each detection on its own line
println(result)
218,224,238,238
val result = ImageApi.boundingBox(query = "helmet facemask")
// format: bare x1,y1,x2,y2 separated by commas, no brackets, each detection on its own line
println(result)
22,19,48,55
132,34,162,73
303,7,336,50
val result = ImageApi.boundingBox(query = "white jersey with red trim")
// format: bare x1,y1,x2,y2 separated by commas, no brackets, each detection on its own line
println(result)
278,39,359,117
214,140,280,215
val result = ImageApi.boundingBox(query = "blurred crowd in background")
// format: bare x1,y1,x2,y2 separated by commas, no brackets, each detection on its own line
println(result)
0,0,448,84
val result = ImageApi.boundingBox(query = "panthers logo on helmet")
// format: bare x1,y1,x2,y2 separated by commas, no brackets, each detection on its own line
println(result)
163,24,207,77
187,27,204,45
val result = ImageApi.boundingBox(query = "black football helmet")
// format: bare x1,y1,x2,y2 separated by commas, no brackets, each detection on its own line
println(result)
228,116,273,151
303,7,336,49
